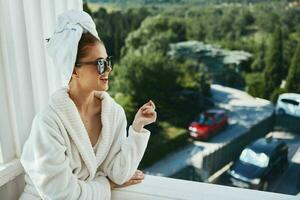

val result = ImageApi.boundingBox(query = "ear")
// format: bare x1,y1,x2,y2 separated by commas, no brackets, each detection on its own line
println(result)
71,68,79,78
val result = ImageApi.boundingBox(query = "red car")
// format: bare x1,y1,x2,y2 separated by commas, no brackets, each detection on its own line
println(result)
188,109,228,140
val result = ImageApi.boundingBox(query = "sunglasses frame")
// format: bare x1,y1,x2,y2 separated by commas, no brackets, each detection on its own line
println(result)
75,56,113,74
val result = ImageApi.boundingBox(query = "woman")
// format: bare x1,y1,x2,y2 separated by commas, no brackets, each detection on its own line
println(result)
19,10,156,200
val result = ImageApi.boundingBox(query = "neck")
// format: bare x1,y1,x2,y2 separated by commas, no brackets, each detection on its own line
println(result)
68,84,101,117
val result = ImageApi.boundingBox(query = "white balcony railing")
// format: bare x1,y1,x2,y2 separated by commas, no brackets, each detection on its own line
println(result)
112,175,299,200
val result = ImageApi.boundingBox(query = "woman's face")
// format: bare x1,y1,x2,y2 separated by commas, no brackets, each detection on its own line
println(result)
73,43,111,92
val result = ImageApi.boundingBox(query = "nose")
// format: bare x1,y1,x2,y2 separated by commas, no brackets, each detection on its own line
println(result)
106,66,112,73
101,66,111,77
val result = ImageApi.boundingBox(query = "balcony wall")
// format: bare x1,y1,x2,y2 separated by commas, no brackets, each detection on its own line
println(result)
112,175,298,200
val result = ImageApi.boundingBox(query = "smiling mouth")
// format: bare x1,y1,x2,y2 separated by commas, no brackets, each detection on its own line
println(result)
100,77,108,81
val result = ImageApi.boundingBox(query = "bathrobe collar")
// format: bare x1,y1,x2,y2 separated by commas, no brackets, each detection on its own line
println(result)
49,87,115,179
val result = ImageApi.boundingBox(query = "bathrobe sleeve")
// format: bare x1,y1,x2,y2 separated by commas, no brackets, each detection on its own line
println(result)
103,106,150,185
20,113,111,200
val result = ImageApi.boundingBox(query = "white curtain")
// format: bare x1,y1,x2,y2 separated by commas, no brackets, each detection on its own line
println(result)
0,0,82,164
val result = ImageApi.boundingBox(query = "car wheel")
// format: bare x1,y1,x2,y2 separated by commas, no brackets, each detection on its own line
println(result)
262,181,269,191
278,108,285,115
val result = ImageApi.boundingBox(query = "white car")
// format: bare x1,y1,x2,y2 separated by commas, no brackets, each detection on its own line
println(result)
276,93,300,117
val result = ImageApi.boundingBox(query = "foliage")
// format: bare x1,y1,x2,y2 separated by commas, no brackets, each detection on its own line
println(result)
86,0,291,6
121,15,186,56
112,14,212,127
88,2,300,102
244,73,265,98
286,43,300,93
84,1,300,166
270,87,287,103
251,40,266,72
264,26,284,98
91,6,153,61
83,3,93,16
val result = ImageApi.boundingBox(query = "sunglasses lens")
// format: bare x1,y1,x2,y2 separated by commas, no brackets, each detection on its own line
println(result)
97,57,113,74
97,60,105,74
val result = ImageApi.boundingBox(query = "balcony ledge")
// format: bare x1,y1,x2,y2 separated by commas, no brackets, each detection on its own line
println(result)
0,159,23,187
112,175,298,200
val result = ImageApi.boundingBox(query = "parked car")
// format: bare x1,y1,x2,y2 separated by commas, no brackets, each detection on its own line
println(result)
276,93,300,117
228,137,288,191
188,109,228,140
296,162,300,188
298,171,300,189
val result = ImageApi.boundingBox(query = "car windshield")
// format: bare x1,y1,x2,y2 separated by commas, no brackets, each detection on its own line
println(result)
239,148,269,168
197,114,214,125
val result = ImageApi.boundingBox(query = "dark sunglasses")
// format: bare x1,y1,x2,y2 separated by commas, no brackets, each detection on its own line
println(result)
75,56,113,74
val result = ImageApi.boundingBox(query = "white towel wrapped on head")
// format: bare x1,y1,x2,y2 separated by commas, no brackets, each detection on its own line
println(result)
46,10,100,87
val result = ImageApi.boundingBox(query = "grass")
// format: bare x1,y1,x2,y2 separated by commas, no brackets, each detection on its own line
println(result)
139,121,191,169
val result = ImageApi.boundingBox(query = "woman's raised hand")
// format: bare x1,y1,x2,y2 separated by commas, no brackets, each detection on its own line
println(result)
132,100,157,132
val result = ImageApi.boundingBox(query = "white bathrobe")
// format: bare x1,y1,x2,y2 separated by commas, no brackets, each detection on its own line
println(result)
19,87,150,200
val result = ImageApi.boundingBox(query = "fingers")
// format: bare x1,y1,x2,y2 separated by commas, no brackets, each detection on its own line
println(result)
140,100,156,111
141,108,157,122
131,170,144,180
93,90,105,100
123,179,142,187
149,100,156,109
121,170,145,187
142,107,155,115
141,105,153,112
134,101,157,129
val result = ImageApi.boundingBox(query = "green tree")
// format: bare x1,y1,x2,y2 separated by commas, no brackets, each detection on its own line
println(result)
114,51,183,124
93,7,152,61
83,3,92,16
245,73,265,98
121,15,186,57
233,9,254,37
255,8,280,33
112,15,209,126
264,26,284,98
285,43,300,93
251,40,266,72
